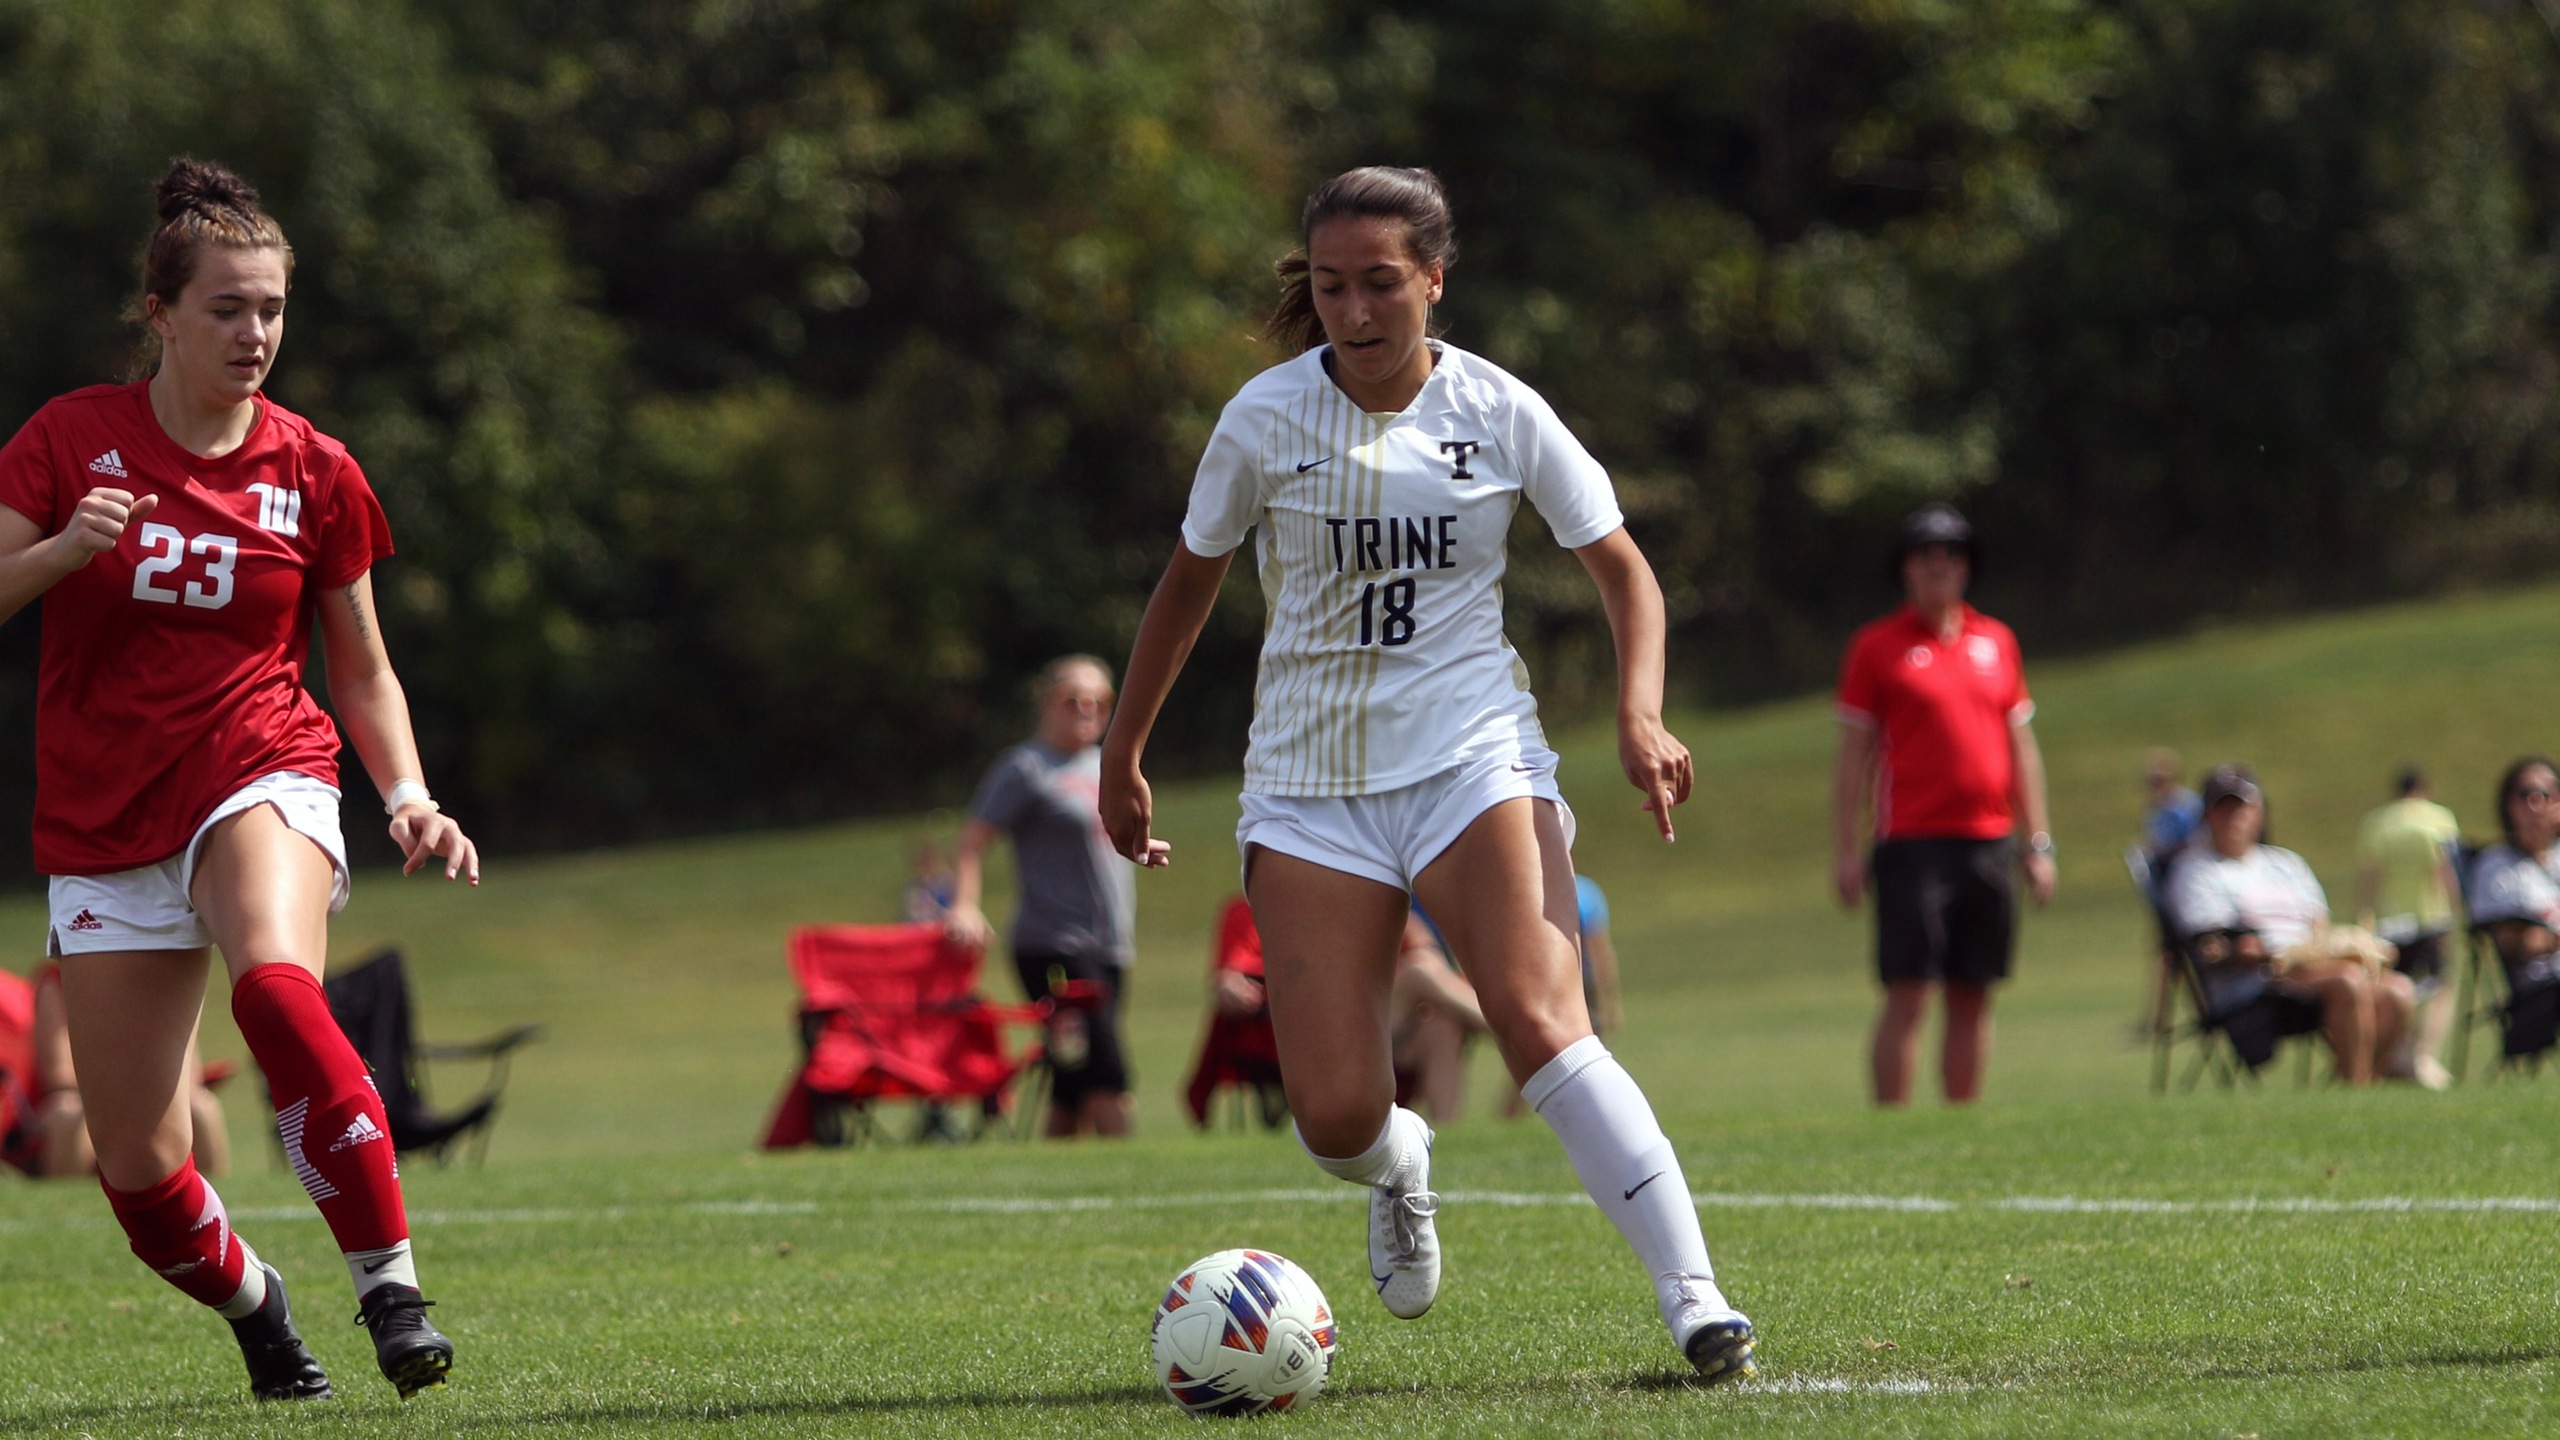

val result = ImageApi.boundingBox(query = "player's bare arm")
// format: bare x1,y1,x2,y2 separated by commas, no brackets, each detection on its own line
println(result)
0,490,164,625
1572,526,1690,842
1098,541,1231,867
315,571,479,884
2010,718,2056,905
1831,723,1877,908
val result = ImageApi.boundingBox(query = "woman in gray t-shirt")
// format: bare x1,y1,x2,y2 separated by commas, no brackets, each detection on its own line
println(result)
948,656,1137,1137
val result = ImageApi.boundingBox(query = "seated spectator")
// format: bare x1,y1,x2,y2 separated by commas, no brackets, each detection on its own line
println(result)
2140,748,2204,859
1391,911,1488,1125
2465,756,2560,1057
4,962,230,1179
2354,766,2461,1089
2163,765,2416,1084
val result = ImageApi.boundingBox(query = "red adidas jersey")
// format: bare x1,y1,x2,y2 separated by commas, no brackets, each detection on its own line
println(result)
0,383,393,875
1835,604,2033,842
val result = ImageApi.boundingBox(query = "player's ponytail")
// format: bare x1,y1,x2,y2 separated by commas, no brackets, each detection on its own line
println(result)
126,158,294,377
1266,166,1458,354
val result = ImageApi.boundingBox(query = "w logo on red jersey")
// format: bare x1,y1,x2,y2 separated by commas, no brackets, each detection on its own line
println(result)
246,482,302,536
86,450,127,479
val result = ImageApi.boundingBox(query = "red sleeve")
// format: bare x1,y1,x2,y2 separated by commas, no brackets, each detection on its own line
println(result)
0,408,66,534
315,451,395,588
1835,628,1882,726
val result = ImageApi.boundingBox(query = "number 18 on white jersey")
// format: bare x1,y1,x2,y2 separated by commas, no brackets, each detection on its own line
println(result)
1180,342,1624,798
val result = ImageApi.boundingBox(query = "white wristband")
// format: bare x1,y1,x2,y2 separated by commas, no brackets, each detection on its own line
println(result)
384,780,438,816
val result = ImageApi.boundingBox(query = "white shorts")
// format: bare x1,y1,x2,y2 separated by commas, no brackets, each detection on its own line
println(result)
48,772,352,956
1236,742,1575,893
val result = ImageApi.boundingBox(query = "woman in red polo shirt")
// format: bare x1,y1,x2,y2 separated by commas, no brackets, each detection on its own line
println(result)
0,160,474,1402
1831,505,2056,1106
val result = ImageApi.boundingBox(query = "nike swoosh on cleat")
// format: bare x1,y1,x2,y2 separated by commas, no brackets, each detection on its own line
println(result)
1295,456,1334,472
1623,1171,1665,1201
1373,1272,1393,1290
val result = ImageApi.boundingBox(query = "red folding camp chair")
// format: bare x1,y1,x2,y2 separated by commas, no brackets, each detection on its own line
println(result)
762,923,1049,1147
0,967,35,1172
1183,898,1288,1130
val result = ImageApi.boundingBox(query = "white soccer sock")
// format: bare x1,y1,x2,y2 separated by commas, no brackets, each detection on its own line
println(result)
1524,1037,1727,1324
215,1245,270,1320
1298,1106,1428,1191
345,1239,417,1298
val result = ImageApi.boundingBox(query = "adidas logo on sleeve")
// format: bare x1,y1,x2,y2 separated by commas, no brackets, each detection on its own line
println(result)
86,450,128,478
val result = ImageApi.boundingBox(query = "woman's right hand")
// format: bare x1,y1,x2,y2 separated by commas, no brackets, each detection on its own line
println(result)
54,488,158,568
943,902,995,949
1099,761,1172,868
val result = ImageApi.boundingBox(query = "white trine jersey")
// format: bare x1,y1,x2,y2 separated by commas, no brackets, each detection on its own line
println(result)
1181,341,1624,797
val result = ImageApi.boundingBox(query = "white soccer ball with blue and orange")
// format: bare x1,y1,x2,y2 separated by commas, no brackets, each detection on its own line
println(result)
1150,1249,1338,1417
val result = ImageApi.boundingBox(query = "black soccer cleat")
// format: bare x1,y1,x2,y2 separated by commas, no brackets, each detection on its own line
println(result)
355,1283,453,1399
227,1263,334,1402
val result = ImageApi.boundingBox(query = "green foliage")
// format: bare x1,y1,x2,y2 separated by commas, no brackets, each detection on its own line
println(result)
0,0,2556,857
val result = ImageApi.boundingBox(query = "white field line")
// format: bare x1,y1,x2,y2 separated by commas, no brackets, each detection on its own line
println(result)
6,1190,2555,1235
1753,1375,1968,1395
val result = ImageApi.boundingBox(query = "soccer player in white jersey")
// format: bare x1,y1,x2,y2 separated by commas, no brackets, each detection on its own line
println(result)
1099,167,1754,1383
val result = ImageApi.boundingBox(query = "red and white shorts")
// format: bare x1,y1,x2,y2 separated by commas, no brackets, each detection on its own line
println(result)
1236,740,1575,893
48,771,351,956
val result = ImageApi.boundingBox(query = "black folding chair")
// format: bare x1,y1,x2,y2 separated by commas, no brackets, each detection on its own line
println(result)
322,947,544,1167
2131,848,2323,1090
2448,841,2559,1082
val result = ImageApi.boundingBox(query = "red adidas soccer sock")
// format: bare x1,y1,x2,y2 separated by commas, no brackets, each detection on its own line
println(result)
232,962,410,1268
101,1156,265,1315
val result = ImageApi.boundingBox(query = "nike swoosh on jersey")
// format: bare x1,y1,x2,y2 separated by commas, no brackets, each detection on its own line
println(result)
1295,455,1334,472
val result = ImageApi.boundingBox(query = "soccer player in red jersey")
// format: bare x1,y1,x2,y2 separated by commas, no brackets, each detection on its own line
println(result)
1831,505,2056,1106
0,160,476,1402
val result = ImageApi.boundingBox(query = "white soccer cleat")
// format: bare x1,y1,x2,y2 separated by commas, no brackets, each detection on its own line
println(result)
1367,1125,1440,1319
1662,1274,1756,1385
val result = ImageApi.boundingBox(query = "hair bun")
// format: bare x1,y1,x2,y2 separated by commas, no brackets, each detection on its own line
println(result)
155,157,260,222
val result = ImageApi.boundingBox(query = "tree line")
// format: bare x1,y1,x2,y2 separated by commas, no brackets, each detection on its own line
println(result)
0,0,2554,873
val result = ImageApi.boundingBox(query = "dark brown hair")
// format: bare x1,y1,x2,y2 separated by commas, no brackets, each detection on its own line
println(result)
126,158,294,376
1267,167,1456,354
2495,754,2558,849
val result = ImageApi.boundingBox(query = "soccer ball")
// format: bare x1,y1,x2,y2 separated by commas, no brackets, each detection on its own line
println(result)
1150,1249,1338,1417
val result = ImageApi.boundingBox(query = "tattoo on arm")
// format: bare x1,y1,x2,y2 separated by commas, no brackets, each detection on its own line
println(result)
342,584,372,642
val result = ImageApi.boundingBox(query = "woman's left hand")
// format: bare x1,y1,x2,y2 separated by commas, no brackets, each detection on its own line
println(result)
1618,713,1693,842
391,805,481,884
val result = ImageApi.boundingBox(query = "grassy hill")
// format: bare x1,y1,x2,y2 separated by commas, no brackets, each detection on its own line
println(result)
4,585,2557,1435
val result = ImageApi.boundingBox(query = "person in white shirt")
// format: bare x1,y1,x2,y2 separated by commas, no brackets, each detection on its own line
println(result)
2164,765,2413,1083
1097,167,1752,1384
2465,756,2560,1025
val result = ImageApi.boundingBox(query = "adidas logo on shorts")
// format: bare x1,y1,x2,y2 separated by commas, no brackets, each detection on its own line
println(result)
86,450,127,478
66,908,104,932
329,1113,387,1152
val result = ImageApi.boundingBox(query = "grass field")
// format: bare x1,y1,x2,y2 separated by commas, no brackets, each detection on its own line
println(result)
5,585,2559,1436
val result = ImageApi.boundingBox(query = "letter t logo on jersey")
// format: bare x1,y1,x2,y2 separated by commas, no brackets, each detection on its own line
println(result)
1438,440,1480,480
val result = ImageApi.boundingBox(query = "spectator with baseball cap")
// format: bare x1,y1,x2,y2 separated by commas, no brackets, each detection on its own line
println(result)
2163,764,2416,1084
1832,503,2056,1106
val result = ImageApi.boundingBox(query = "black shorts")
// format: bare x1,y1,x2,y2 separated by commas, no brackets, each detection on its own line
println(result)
2394,932,2448,989
1011,949,1130,1105
1872,836,2017,987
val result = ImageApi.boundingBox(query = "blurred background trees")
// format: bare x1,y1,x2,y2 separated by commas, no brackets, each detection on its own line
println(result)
0,0,2554,869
